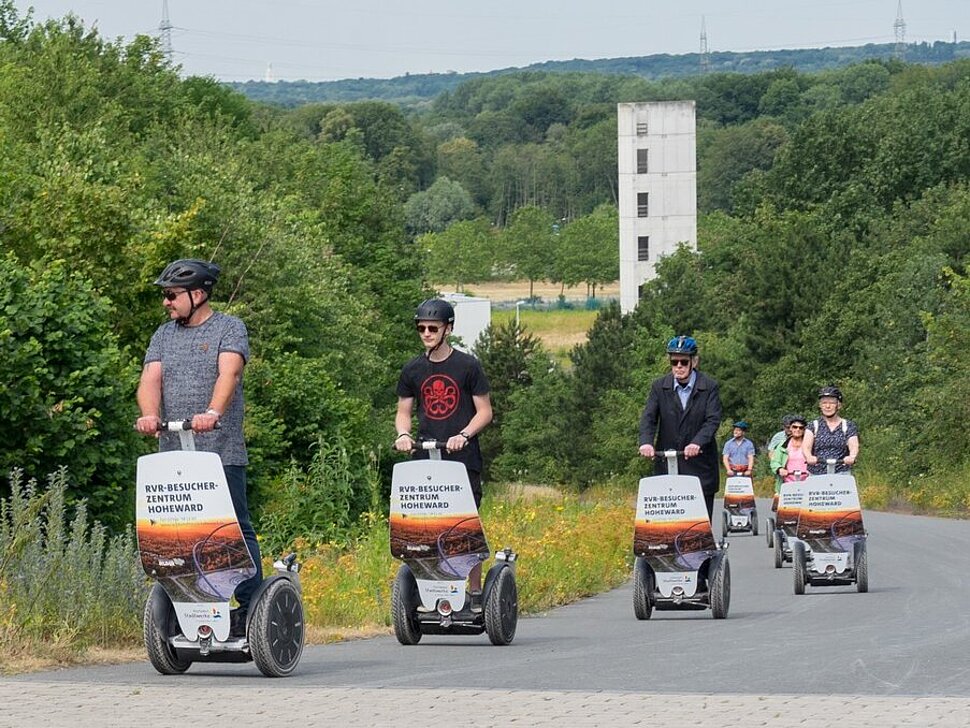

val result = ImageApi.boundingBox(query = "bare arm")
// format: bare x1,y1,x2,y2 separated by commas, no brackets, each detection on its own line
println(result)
844,435,860,466
394,397,415,452
802,429,817,465
135,361,163,434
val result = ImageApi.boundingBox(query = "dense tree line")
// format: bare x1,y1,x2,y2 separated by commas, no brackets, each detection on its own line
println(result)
229,40,970,108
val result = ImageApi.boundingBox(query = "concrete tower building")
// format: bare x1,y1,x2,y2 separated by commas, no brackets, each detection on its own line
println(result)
617,101,697,313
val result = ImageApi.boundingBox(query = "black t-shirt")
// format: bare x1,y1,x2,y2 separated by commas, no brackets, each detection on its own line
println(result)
396,349,490,472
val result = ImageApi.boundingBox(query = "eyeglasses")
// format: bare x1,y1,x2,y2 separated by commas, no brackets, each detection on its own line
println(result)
162,290,187,302
669,358,691,367
790,425,805,430
416,324,440,334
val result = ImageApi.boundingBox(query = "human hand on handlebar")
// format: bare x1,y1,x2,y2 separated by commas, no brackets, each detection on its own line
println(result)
638,444,655,459
135,415,161,436
191,411,220,433
684,443,701,458
445,434,467,452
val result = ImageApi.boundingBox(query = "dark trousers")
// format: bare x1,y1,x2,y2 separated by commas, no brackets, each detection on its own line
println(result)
224,465,262,610
703,491,715,523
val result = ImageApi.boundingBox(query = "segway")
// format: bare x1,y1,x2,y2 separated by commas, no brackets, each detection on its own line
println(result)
792,459,868,594
772,471,807,569
632,450,730,620
721,471,758,538
390,440,518,645
766,492,780,548
137,420,305,677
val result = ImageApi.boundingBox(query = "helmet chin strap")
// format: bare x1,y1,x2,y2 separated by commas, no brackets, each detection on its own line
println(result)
176,289,207,327
425,325,450,359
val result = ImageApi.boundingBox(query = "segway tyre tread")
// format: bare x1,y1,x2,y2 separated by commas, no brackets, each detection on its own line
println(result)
710,557,731,619
143,584,192,675
793,545,806,595
250,578,305,677
485,567,518,646
856,543,869,593
774,539,783,569
391,565,423,645
752,513,759,537
633,557,653,620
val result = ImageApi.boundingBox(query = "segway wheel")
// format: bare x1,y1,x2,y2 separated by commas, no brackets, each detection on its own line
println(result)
710,557,731,619
774,538,783,569
793,543,807,595
856,543,869,593
633,556,653,621
485,567,518,646
766,520,774,548
143,584,192,675
721,510,729,538
391,565,422,645
250,578,305,677
751,512,759,537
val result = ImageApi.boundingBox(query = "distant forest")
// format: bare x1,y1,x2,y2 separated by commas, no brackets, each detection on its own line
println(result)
229,40,969,108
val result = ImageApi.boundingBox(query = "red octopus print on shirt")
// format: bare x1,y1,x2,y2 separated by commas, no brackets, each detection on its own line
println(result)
421,374,460,420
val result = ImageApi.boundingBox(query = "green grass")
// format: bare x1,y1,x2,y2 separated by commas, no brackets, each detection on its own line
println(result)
492,308,599,363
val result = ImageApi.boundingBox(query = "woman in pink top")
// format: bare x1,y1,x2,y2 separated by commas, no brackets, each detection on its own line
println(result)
782,416,808,481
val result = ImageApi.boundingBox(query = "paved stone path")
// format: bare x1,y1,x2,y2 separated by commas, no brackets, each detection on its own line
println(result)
2,682,969,727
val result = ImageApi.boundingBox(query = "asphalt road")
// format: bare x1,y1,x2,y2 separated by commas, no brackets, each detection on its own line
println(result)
14,501,970,697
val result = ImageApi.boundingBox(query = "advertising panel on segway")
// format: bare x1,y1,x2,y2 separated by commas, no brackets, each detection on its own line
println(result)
772,472,807,569
137,421,305,677
792,460,868,594
390,440,518,645
722,475,758,538
632,451,730,620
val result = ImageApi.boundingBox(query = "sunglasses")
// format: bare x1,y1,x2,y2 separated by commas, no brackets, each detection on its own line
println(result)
162,290,187,302
416,324,440,334
669,358,691,367
790,425,805,430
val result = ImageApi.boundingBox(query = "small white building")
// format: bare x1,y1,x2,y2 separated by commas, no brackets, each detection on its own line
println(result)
442,293,491,352
617,101,698,313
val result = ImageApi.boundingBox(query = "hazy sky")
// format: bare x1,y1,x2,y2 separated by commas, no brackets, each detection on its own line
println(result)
14,1,969,82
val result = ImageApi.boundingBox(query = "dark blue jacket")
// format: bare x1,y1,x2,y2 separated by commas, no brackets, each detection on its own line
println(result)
638,370,723,494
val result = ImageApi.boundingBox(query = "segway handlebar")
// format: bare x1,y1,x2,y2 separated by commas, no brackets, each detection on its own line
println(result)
413,439,448,451
154,419,222,432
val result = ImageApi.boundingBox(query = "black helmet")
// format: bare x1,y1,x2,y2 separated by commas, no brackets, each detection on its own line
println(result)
154,259,220,293
414,298,455,325
818,384,843,401
666,335,698,356
789,415,807,426
781,413,799,426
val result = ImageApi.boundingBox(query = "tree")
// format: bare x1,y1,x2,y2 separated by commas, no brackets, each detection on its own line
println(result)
403,176,475,235
554,205,618,297
419,217,494,291
500,206,555,298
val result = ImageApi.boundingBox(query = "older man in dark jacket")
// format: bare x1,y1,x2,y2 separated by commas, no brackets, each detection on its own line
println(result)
638,335,723,520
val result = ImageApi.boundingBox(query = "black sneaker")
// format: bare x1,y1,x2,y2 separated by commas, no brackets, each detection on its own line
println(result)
229,608,248,638
469,592,483,613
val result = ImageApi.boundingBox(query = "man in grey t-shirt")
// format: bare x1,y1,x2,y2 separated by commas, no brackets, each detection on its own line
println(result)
135,259,262,634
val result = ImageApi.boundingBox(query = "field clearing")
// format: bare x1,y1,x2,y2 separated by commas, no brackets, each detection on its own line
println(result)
456,280,619,302
492,308,598,353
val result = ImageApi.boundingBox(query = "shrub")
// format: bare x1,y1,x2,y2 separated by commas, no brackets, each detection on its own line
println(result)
0,468,145,669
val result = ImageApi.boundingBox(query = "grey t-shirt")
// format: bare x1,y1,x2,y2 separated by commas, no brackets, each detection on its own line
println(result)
144,312,249,466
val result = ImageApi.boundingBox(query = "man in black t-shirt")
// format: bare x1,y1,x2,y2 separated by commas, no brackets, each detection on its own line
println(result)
394,298,493,609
